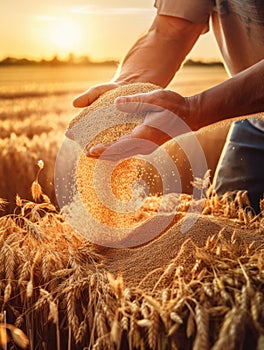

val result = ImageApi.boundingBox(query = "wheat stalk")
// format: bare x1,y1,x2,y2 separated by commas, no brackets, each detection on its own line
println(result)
193,303,209,350
147,307,159,349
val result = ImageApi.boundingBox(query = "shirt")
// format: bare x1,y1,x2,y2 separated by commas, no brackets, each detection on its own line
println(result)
154,0,264,130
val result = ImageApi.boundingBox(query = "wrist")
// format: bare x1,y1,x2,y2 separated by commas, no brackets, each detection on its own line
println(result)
185,94,205,130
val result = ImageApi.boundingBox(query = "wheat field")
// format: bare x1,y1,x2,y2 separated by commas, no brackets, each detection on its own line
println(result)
0,64,227,213
1,66,264,350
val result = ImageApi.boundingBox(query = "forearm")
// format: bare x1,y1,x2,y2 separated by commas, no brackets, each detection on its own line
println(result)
114,34,181,87
192,59,264,128
73,15,206,107
113,15,206,88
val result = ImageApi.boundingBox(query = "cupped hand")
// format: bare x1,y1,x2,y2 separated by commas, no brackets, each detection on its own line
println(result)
87,89,199,160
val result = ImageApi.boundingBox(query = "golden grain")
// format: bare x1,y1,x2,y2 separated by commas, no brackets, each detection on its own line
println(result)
124,287,132,301
121,316,129,331
143,295,162,314
8,325,29,349
0,326,9,349
26,280,33,298
37,159,44,170
186,312,195,338
76,320,87,344
170,312,183,324
3,283,12,304
48,299,58,324
148,308,159,349
66,290,79,340
15,194,23,207
31,181,43,202
141,301,150,319
193,303,209,350
137,319,152,328
161,289,169,306
107,272,124,299
168,322,181,337
110,318,120,345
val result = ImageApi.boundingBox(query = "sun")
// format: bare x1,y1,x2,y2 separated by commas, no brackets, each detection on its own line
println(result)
50,19,81,53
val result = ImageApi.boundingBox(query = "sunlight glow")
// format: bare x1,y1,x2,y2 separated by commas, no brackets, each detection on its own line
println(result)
49,19,81,54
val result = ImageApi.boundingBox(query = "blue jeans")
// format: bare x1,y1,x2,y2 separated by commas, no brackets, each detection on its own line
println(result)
213,120,264,213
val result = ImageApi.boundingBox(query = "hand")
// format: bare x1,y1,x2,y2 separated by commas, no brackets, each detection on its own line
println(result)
73,82,121,107
87,89,198,160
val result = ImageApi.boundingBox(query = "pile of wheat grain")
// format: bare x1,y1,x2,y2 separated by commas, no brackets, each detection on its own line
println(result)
0,179,264,349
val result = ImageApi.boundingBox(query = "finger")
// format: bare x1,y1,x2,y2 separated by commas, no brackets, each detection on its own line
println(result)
86,137,133,159
87,143,107,157
115,90,164,114
131,124,171,146
86,125,170,161
73,83,118,107
65,128,75,140
88,138,158,161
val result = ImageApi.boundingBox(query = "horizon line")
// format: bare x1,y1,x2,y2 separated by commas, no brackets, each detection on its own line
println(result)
0,55,224,67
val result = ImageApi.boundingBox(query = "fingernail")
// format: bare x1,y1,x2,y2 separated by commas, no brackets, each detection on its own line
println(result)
86,144,104,157
115,96,126,104
65,128,75,140
72,97,79,107
86,149,92,157
86,148,96,157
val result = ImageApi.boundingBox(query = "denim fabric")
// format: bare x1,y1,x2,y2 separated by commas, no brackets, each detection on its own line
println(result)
213,120,264,213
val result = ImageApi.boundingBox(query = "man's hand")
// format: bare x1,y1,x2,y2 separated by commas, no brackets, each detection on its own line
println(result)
87,89,200,160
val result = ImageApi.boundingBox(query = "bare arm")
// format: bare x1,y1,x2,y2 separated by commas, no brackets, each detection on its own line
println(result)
191,59,264,128
88,59,264,159
114,15,206,87
73,14,207,107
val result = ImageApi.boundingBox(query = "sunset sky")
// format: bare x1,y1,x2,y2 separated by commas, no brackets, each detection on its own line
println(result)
0,0,222,62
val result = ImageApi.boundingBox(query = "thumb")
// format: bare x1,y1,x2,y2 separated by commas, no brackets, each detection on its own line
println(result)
73,83,118,107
